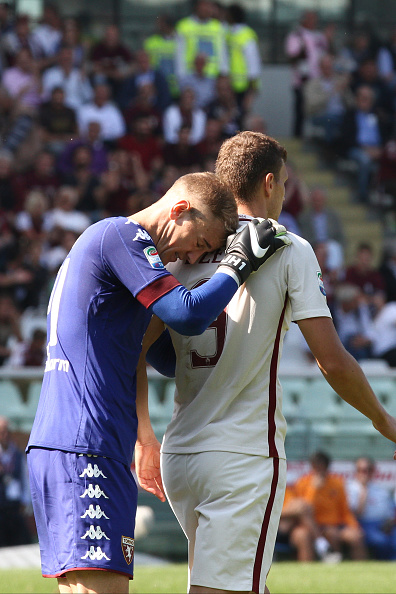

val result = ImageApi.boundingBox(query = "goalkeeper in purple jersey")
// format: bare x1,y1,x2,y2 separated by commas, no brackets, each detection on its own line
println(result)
26,171,290,594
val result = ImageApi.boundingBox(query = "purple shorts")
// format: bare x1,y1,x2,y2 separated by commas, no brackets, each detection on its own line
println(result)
27,448,138,578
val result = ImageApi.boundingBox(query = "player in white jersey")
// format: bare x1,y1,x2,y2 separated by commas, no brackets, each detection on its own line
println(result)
138,132,396,594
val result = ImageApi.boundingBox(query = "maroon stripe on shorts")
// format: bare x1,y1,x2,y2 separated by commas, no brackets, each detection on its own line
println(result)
252,457,280,594
268,292,288,457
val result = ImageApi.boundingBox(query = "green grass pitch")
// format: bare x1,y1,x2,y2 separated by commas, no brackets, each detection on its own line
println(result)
0,561,396,593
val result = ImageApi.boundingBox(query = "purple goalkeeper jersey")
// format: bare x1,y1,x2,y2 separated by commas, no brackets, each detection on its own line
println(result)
27,217,179,466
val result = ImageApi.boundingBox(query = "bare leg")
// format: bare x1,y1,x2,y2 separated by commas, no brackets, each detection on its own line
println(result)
57,570,129,594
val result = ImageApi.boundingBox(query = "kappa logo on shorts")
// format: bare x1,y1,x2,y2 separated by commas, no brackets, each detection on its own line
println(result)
121,536,135,565
81,525,110,540
81,504,110,520
317,271,327,296
144,246,165,269
79,463,107,479
80,484,109,499
81,546,110,561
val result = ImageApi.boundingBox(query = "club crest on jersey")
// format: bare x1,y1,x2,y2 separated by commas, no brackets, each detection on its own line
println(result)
144,246,164,269
317,271,326,296
121,536,135,565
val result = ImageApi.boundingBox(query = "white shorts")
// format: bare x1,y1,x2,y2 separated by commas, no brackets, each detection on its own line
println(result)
161,451,286,593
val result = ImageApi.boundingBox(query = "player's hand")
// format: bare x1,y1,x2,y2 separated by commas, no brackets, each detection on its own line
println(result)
134,439,166,502
218,218,291,286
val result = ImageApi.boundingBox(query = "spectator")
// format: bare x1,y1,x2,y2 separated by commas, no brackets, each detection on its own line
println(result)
89,24,134,99
2,14,42,67
30,2,63,68
226,3,261,114
196,117,225,162
57,121,108,177
14,189,52,242
349,58,394,135
41,228,78,280
163,125,204,174
122,81,163,136
368,292,396,367
162,87,207,145
338,28,376,75
379,240,396,302
243,111,267,134
41,45,93,111
0,293,23,366
15,327,46,367
376,26,396,88
304,53,353,144
38,86,78,155
333,283,373,361
0,2,13,36
60,17,88,69
339,85,383,204
76,83,126,145
344,243,385,310
277,484,332,562
297,185,345,267
60,145,101,213
0,151,19,214
347,457,396,559
118,114,163,181
13,150,60,208
283,161,309,219
175,0,229,80
294,451,367,560
0,47,41,156
144,14,179,99
178,53,216,110
207,74,242,138
285,10,329,137
117,48,171,114
48,185,91,235
0,416,31,546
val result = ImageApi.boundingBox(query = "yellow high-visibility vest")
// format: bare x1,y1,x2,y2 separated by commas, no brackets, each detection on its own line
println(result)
144,34,179,96
228,24,259,92
176,16,226,78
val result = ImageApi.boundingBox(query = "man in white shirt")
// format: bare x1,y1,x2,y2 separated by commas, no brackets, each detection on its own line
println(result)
139,131,396,594
42,46,93,111
77,83,126,143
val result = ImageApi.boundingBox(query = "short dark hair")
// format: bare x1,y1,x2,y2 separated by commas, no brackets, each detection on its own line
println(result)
215,131,287,205
310,451,331,470
173,172,238,238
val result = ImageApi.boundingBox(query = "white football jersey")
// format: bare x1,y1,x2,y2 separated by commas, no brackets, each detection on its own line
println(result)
162,217,331,459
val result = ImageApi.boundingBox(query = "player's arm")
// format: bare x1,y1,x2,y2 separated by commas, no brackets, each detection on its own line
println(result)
135,318,167,502
150,218,291,335
298,316,396,457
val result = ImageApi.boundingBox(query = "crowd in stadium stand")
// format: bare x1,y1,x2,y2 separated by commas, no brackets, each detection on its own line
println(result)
1,0,396,556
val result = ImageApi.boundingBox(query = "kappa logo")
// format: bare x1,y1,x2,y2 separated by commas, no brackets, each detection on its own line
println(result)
132,228,151,242
144,246,165,269
81,525,110,540
317,271,327,296
81,504,109,520
80,484,109,499
121,536,135,565
79,463,107,479
81,546,110,561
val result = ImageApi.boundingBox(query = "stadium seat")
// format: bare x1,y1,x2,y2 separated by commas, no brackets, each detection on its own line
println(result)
0,381,28,429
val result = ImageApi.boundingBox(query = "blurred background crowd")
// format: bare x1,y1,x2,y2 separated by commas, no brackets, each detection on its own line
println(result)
1,0,396,561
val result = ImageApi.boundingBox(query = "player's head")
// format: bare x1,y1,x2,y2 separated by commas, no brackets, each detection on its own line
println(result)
215,131,288,219
160,171,238,265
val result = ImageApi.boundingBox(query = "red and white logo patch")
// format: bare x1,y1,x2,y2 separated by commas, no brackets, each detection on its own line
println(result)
121,535,135,565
